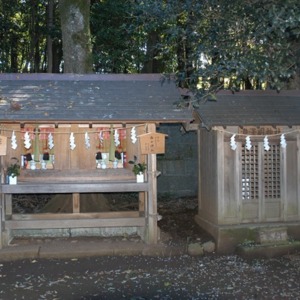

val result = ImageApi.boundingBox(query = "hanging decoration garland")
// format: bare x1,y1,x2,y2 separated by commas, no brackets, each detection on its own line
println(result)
2,124,147,151
114,129,120,147
230,134,237,150
24,131,31,149
99,131,104,147
227,130,289,151
11,130,17,150
70,132,76,150
48,133,54,150
245,136,252,150
263,136,270,151
84,132,90,149
131,127,137,144
280,134,287,148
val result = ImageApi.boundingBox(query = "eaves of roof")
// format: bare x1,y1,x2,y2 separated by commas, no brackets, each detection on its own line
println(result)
194,90,300,128
0,73,193,124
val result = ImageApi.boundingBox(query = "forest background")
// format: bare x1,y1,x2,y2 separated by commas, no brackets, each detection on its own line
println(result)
0,0,300,104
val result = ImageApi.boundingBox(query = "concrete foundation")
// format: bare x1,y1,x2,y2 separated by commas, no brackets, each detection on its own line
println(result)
11,227,144,240
195,215,300,254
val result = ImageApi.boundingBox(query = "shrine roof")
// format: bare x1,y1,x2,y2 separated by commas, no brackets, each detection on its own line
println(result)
194,90,300,129
0,73,192,124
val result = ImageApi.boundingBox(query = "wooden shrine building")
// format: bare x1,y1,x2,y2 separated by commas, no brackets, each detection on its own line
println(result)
193,90,300,253
0,73,192,248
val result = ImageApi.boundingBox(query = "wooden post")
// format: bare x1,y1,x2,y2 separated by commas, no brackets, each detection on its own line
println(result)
138,192,145,213
0,193,3,249
281,145,287,221
197,129,201,214
5,194,12,217
72,193,80,213
297,133,300,219
217,130,225,221
146,123,158,244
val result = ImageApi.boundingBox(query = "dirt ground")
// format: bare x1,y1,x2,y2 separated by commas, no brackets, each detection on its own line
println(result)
2,195,299,299
12,194,212,248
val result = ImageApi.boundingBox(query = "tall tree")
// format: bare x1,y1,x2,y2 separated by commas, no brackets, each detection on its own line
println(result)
46,0,54,73
58,0,92,73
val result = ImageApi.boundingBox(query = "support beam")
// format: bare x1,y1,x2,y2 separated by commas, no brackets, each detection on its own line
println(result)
146,123,158,244
72,193,80,213
5,194,12,217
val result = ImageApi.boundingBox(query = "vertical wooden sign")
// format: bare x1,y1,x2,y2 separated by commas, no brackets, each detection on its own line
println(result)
138,132,167,154
0,135,7,155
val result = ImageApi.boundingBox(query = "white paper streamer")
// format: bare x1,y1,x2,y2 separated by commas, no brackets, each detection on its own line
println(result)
114,129,120,147
99,131,104,146
70,132,76,150
280,134,287,148
24,131,31,149
245,136,252,150
85,132,90,149
263,135,270,151
48,133,54,150
230,134,237,150
131,127,137,144
11,130,17,150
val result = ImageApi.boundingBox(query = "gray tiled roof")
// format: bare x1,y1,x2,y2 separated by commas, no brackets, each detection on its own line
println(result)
195,90,300,128
0,74,192,124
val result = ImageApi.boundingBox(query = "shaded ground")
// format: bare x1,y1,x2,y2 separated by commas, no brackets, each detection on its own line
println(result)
12,194,212,247
0,250,299,299
3,195,300,299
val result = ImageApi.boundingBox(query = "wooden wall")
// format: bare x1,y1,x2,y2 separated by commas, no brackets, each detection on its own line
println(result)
0,123,148,179
198,128,219,223
197,126,300,227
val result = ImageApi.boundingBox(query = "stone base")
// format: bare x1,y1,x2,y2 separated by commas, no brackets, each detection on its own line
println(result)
195,215,300,254
236,241,300,258
11,227,144,240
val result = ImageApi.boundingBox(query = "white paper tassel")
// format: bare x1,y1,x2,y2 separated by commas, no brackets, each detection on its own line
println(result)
24,131,31,149
230,134,237,150
99,131,104,146
114,129,120,147
11,130,17,150
131,127,137,144
85,132,90,149
280,134,287,148
263,135,270,151
70,132,76,150
48,133,54,150
245,136,252,150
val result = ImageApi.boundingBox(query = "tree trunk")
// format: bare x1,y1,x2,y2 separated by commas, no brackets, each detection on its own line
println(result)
47,0,54,73
142,31,164,73
58,0,93,73
286,40,300,89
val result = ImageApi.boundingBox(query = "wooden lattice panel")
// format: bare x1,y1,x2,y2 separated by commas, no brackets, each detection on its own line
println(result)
241,144,259,200
263,144,281,199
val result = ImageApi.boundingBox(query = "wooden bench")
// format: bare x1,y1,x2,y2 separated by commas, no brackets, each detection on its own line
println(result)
0,167,159,248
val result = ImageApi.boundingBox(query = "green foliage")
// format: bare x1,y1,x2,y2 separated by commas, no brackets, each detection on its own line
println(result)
90,0,143,73
7,157,20,177
171,0,300,106
129,155,147,175
0,0,299,98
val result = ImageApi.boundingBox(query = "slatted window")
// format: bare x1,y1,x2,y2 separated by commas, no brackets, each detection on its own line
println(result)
241,144,259,200
263,144,281,199
241,143,281,200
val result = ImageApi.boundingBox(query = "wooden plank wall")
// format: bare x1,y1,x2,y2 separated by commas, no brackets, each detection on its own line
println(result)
222,137,240,223
198,128,219,223
0,123,145,172
285,137,299,220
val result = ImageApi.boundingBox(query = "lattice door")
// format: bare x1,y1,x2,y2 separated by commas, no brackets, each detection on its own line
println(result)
241,144,259,201
263,144,281,200
240,142,282,222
